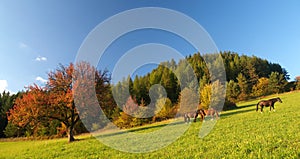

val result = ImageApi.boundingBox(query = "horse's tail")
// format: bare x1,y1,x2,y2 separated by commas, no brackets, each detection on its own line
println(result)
256,102,259,111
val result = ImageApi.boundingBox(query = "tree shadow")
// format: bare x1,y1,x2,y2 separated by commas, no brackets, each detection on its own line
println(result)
221,108,256,118
221,104,257,118
236,104,257,109
94,121,184,138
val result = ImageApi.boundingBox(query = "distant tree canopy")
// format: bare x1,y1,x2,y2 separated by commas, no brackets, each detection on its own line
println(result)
114,51,289,108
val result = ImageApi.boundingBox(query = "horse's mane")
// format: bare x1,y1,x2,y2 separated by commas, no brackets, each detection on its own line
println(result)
270,97,281,101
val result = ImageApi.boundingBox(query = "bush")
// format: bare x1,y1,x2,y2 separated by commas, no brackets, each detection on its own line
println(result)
200,81,225,110
4,122,19,137
153,97,175,121
222,100,237,111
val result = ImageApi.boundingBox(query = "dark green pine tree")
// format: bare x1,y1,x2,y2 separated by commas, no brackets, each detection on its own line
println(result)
246,59,259,89
161,67,178,103
237,73,249,100
226,80,240,102
0,91,19,138
132,76,142,104
268,72,287,94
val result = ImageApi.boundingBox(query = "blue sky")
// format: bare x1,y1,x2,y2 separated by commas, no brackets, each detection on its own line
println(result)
0,0,300,93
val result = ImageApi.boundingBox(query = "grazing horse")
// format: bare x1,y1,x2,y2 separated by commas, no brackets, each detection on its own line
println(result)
204,108,219,120
184,109,206,123
256,97,282,112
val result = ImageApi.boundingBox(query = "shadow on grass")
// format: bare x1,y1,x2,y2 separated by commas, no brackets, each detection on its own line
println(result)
221,104,257,118
236,104,257,109
221,108,256,118
94,121,185,138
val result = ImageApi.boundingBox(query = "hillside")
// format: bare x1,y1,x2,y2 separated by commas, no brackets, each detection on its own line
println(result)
3,52,293,139
1,91,299,158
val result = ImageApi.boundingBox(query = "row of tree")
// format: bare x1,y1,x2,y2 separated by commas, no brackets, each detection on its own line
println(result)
1,51,298,142
96,51,292,128
113,51,290,106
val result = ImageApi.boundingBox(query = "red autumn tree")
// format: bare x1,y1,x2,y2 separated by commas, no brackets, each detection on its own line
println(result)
8,64,79,142
8,85,48,135
8,62,113,142
72,61,105,131
46,63,79,142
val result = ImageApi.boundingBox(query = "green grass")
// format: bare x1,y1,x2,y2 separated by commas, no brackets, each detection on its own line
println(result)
1,91,300,158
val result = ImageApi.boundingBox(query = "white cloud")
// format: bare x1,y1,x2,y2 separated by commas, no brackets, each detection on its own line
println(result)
0,80,8,93
35,77,47,83
35,56,47,61
19,42,28,48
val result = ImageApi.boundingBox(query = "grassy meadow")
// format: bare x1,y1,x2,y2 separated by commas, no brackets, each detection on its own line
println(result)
1,91,300,158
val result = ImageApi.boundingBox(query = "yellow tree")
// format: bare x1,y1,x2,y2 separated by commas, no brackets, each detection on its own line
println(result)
200,80,225,110
154,97,174,121
252,77,270,97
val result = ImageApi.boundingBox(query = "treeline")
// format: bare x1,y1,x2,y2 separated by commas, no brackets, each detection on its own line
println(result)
221,52,290,100
110,51,292,128
1,51,298,141
114,51,290,105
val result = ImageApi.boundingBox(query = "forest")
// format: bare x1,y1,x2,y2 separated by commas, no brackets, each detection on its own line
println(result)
0,51,299,142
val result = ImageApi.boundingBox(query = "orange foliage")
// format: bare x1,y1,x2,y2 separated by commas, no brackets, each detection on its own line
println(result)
8,84,47,129
8,62,112,141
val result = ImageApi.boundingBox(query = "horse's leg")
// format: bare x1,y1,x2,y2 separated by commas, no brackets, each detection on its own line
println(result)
184,114,190,123
198,111,203,121
215,111,219,120
213,111,217,120
201,113,204,121
272,105,276,112
194,113,198,122
200,111,205,122
184,115,187,123
261,106,264,113
206,110,210,120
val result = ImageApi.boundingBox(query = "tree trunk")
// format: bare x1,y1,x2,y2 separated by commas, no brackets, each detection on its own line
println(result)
67,126,75,142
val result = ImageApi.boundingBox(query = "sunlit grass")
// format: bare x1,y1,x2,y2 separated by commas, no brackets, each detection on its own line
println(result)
0,91,300,158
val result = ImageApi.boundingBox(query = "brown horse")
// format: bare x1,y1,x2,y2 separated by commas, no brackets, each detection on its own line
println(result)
204,108,219,120
256,97,282,112
184,109,206,123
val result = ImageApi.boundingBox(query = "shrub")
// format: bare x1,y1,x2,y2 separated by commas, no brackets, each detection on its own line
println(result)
4,122,19,137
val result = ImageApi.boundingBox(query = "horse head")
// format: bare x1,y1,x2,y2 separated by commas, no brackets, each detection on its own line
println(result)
277,97,283,103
